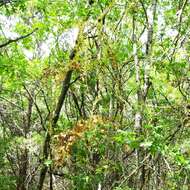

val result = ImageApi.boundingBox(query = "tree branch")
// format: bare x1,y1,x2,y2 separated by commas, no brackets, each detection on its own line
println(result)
0,28,38,48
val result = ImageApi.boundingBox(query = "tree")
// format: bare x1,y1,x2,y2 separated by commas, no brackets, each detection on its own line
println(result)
0,0,190,189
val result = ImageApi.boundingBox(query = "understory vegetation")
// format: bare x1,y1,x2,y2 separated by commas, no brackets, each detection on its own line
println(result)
0,0,190,189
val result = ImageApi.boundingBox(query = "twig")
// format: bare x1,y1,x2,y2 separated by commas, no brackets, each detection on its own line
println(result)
0,96,23,110
119,153,151,187
0,28,38,48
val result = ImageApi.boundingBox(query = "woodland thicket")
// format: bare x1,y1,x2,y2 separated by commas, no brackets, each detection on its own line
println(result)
0,0,190,190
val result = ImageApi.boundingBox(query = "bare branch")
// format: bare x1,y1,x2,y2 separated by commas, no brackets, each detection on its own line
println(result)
0,28,38,48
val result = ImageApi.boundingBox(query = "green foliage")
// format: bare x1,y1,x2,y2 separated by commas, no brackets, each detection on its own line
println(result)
0,0,190,189
0,176,16,190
